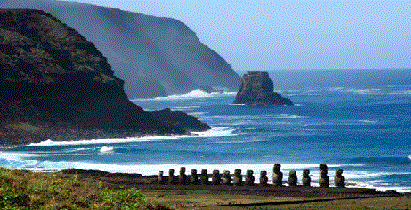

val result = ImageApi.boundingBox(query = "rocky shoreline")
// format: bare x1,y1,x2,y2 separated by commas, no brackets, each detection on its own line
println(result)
0,9,210,147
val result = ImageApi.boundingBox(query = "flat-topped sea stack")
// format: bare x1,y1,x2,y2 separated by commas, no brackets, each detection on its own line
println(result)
0,9,209,146
233,71,293,106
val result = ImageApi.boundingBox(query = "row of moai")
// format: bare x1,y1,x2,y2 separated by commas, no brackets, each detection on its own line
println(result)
158,164,345,187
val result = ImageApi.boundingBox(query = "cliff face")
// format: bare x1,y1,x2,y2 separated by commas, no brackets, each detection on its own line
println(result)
233,71,293,106
0,0,241,99
0,9,209,146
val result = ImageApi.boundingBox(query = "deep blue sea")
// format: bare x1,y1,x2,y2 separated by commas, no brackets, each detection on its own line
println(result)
1,69,411,192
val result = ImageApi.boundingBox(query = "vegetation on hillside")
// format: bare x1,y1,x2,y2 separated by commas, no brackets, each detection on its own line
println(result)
0,168,171,210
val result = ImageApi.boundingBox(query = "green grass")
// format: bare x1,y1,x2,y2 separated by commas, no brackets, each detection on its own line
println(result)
0,168,172,210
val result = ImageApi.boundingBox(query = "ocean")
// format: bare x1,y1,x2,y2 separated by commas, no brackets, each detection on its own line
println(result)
1,69,411,192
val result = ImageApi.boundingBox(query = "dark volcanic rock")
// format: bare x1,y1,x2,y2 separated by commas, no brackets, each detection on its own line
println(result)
0,0,241,99
0,9,209,146
233,71,293,106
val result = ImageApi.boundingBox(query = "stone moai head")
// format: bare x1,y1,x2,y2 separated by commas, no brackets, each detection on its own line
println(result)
320,164,328,172
260,170,268,186
158,171,164,184
288,170,297,186
319,164,329,188
180,167,186,174
273,164,281,173
168,169,175,184
234,169,242,176
190,169,198,185
302,169,311,187
212,169,221,185
201,169,207,176
233,169,242,186
272,164,283,187
200,169,208,184
336,169,343,177
334,169,345,188
222,170,231,185
179,167,187,184
245,170,255,186
303,169,310,177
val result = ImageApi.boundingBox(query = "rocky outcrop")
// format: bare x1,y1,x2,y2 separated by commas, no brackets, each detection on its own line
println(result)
233,71,293,106
0,0,241,99
0,9,209,146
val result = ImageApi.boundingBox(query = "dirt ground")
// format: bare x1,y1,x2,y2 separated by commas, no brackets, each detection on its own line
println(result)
61,169,410,210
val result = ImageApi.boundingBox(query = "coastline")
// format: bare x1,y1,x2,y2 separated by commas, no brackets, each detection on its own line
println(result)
1,166,409,209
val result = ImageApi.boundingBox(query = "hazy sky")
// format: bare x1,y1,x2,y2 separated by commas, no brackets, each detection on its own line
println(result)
63,0,410,72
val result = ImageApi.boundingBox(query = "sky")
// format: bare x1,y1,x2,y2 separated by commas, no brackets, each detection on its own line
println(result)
63,0,410,72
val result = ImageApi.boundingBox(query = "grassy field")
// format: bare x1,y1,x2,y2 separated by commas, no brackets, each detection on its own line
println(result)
0,167,170,209
0,167,410,210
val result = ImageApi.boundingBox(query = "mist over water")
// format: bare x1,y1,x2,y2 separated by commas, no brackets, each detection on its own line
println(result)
1,69,411,192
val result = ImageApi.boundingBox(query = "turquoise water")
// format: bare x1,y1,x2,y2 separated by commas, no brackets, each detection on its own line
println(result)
1,70,411,192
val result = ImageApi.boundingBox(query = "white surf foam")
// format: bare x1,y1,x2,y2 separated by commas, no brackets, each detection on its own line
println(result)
27,127,236,147
390,90,411,95
100,146,114,153
0,152,37,162
275,114,308,119
191,127,237,137
27,137,174,147
358,120,378,124
329,87,383,95
132,89,237,101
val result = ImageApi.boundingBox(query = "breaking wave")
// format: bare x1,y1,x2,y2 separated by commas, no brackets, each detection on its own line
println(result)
27,127,236,147
132,89,236,101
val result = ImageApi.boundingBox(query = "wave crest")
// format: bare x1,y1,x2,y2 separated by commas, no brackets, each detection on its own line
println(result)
27,127,236,147
132,89,236,101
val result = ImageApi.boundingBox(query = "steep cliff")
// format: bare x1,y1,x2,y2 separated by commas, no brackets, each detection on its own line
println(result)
0,0,241,99
233,71,293,106
0,9,209,146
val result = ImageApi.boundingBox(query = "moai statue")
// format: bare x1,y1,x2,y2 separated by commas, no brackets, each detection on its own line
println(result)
200,169,208,185
288,170,297,187
190,169,199,185
319,164,329,188
168,169,176,185
245,170,255,186
212,170,221,185
272,164,283,187
158,171,165,184
334,169,345,188
233,169,243,186
302,169,311,187
222,170,232,185
259,171,268,186
179,167,187,185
